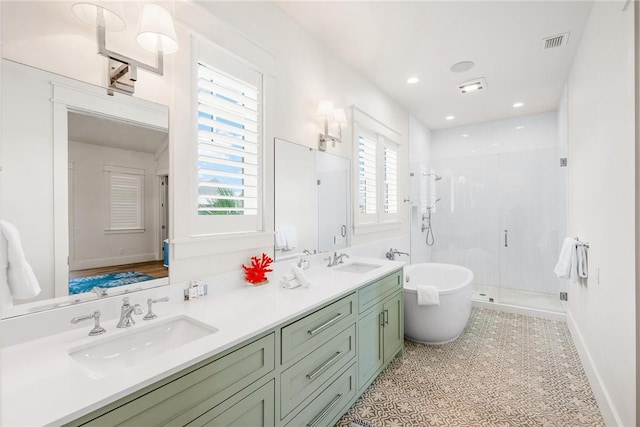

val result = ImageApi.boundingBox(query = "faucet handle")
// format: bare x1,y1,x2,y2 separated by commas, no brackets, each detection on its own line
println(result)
71,310,106,336
144,297,170,320
122,296,131,306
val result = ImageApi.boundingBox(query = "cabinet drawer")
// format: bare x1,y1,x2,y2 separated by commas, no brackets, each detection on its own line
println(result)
285,363,357,427
358,270,402,314
186,379,275,427
281,324,356,418
78,333,275,426
281,293,356,365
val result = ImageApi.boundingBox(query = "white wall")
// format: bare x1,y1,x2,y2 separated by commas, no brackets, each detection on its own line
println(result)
68,141,160,270
0,61,56,301
163,1,412,282
565,2,636,426
1,1,412,287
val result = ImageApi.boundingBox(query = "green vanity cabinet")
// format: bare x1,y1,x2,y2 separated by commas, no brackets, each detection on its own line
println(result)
66,333,276,427
382,292,403,362
357,270,404,391
66,267,404,427
357,301,384,387
185,379,275,427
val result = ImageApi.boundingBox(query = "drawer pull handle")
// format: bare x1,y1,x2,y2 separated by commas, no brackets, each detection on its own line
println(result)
306,393,344,427
306,351,343,380
308,313,344,336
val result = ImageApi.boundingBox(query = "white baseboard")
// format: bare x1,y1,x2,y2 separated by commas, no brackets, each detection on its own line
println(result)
472,300,567,322
566,311,620,427
71,253,159,270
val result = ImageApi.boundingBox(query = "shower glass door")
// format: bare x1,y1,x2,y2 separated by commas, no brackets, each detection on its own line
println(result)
497,149,566,312
430,147,566,313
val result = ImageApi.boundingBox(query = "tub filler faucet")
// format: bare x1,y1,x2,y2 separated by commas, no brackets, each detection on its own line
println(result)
386,248,409,261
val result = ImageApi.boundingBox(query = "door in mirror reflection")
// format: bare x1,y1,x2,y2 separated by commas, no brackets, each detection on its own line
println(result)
317,152,350,253
274,139,316,260
67,112,169,296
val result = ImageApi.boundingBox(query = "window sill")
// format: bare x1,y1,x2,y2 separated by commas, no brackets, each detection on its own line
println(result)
172,231,275,259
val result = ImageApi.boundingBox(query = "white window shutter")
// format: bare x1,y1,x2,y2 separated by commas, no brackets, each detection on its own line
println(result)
357,131,377,216
197,62,261,217
104,165,145,231
383,143,398,215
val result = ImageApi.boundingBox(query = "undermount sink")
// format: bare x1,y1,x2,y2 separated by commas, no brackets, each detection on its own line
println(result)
69,315,218,378
334,262,382,274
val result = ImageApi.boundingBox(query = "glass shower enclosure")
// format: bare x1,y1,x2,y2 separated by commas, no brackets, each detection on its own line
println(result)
412,112,567,313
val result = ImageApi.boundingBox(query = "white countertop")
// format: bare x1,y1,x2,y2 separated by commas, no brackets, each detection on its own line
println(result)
1,258,404,426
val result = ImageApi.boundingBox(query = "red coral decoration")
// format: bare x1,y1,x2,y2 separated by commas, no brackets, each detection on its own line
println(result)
242,253,274,284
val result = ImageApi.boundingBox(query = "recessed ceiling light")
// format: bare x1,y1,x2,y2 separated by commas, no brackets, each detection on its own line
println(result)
461,134,469,138
407,76,420,84
445,115,455,120
516,126,524,130
513,102,524,108
492,142,500,146
450,61,475,73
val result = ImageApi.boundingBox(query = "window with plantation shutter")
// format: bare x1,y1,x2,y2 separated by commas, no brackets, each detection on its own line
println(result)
197,61,261,219
353,112,401,232
383,144,398,215
357,130,377,216
104,165,144,232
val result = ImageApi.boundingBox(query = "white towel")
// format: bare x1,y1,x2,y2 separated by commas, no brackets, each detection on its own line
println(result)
577,244,588,279
416,285,440,306
274,230,287,250
281,226,298,250
291,264,311,287
280,273,301,289
554,237,577,280
0,220,41,299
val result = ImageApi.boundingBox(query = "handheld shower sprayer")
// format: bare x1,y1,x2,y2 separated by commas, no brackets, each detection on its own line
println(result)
425,173,442,181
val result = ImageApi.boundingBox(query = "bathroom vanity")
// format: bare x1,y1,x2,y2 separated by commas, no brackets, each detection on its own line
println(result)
0,259,403,427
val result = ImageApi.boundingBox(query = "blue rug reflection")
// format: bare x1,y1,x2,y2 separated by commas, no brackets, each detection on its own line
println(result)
69,271,157,295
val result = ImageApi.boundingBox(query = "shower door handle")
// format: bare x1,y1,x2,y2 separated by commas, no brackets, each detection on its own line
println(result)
504,229,508,247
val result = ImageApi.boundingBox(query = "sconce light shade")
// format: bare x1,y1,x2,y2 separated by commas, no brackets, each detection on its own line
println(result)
316,100,335,120
136,4,178,54
334,108,347,126
72,1,126,31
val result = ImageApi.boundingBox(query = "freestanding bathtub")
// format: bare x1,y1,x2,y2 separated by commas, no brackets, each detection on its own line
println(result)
403,263,474,344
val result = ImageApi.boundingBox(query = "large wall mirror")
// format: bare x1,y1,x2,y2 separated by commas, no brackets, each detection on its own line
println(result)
274,138,350,261
1,59,170,318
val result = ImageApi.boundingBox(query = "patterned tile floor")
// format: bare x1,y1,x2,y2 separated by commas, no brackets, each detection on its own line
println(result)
337,308,604,427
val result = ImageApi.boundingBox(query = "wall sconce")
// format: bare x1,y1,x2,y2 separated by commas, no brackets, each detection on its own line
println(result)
317,100,348,151
72,1,178,95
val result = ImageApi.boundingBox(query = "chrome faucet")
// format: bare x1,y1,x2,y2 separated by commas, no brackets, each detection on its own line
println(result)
71,310,106,336
143,296,170,320
116,297,144,328
325,252,350,267
386,248,410,261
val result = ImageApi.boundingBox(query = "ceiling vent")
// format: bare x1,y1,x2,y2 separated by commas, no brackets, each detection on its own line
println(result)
542,32,570,50
458,78,487,94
